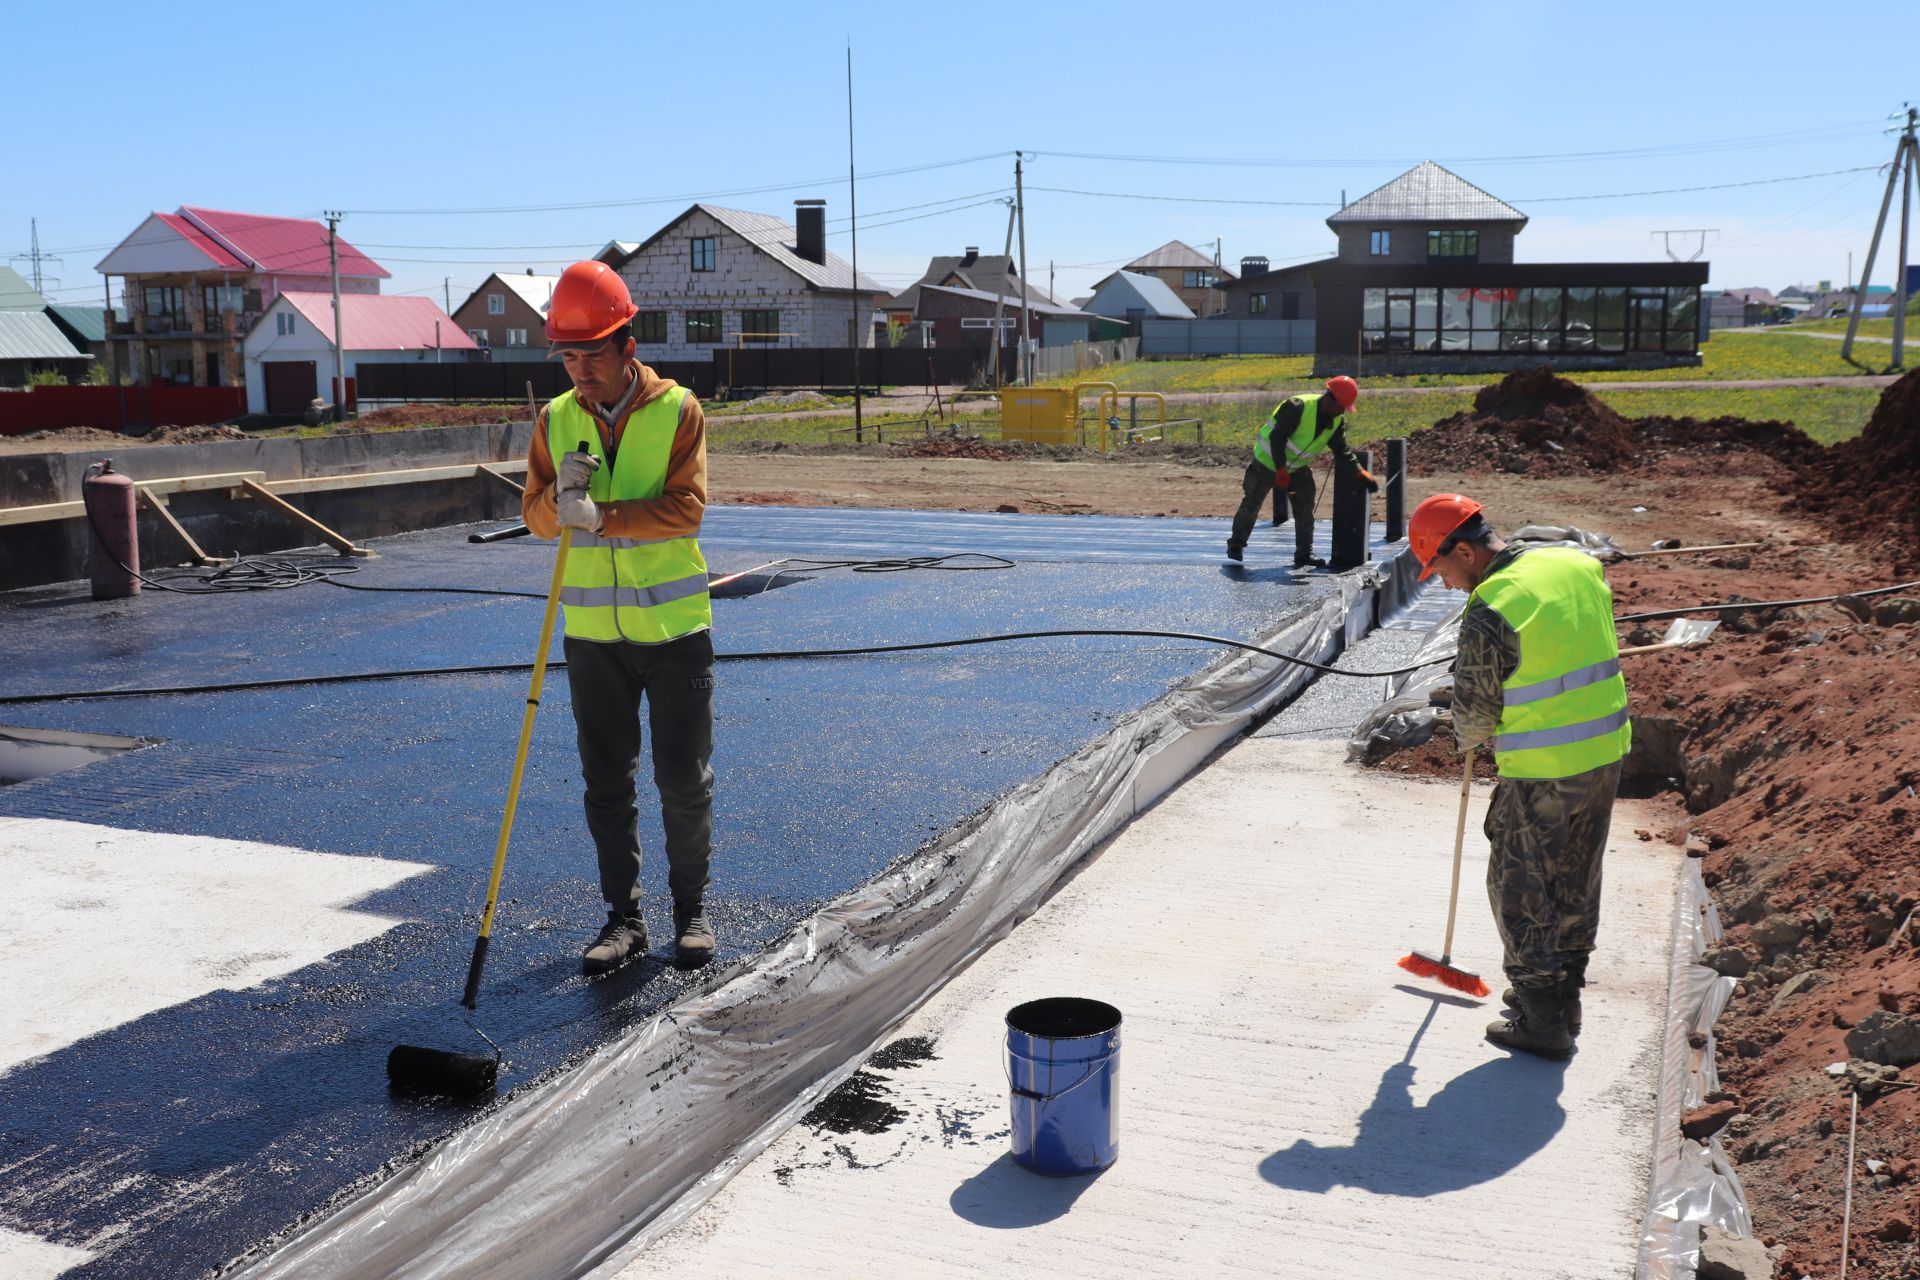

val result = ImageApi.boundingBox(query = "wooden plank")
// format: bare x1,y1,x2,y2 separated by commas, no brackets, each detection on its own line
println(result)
236,479,371,557
137,488,223,566
258,460,528,496
0,470,268,528
477,464,526,494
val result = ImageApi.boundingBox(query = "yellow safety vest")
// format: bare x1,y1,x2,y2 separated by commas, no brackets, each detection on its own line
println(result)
1254,393,1344,472
1470,546,1631,780
547,385,711,645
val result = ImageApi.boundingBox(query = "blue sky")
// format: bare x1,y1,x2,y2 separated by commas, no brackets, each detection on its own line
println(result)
6,0,1914,310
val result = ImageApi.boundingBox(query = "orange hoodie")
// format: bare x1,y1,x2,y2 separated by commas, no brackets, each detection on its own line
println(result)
522,361,707,542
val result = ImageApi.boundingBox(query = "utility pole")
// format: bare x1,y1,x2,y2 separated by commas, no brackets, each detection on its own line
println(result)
1843,106,1918,369
444,276,451,315
1015,152,1030,385
325,211,346,422
1049,259,1055,306
10,218,63,295
989,198,1015,387
847,45,864,442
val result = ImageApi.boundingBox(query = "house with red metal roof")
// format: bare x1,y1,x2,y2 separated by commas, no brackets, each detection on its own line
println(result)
96,207,390,391
241,292,476,415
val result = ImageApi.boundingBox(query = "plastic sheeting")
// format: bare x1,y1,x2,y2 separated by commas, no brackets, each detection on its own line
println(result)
230,571,1387,1280
1636,860,1753,1279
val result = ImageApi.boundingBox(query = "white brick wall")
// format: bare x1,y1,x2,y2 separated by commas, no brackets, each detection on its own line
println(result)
620,211,869,359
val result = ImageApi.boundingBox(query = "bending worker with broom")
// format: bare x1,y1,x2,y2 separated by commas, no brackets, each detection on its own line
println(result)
523,260,718,974
1226,375,1376,569
1411,494,1630,1060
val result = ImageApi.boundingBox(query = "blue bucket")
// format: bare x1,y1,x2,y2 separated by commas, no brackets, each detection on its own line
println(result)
1005,997,1121,1176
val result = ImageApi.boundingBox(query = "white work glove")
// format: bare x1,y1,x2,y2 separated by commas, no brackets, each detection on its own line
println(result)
557,449,600,493
556,488,602,533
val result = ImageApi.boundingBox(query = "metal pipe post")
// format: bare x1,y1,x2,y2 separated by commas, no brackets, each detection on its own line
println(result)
1330,449,1373,572
1384,438,1407,542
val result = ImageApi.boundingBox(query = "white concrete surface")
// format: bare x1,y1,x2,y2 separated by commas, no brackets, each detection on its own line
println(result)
612,739,1681,1280
0,1225,92,1280
0,817,432,1075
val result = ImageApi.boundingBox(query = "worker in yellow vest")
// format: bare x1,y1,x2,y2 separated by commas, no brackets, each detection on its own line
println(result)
522,260,717,973
1412,494,1630,1060
1226,376,1376,569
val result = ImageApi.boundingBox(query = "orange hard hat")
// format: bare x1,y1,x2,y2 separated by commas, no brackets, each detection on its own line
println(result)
546,260,639,351
1325,375,1359,411
1409,493,1486,580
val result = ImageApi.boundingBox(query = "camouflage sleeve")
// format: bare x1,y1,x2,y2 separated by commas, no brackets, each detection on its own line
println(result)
1327,424,1358,476
1452,600,1520,752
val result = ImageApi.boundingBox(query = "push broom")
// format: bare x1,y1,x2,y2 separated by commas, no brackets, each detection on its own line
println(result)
386,408,589,1097
1398,750,1493,998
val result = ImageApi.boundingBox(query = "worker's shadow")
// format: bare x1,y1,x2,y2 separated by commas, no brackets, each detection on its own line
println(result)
949,1152,1106,1228
1259,991,1567,1198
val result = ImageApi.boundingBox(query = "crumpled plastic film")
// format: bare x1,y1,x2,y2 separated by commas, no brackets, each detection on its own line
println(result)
1636,859,1753,1279
1344,601,1463,762
1510,524,1626,558
230,571,1387,1280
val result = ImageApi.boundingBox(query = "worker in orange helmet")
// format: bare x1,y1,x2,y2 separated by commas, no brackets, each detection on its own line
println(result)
1227,375,1377,570
522,259,718,974
1411,493,1630,1060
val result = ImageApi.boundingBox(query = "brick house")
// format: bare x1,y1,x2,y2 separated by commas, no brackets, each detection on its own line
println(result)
96,207,388,388
1121,241,1236,316
452,271,558,359
603,201,885,361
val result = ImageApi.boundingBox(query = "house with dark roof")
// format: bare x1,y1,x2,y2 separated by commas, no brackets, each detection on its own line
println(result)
603,201,886,360
96,207,390,388
1083,271,1196,322
1211,161,1707,374
1122,241,1235,316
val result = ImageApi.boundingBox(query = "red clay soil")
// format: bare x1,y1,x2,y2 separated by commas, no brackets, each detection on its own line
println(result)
892,437,1012,461
1799,368,1920,574
352,404,520,429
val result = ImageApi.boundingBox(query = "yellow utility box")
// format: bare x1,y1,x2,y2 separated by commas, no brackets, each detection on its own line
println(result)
998,388,1077,444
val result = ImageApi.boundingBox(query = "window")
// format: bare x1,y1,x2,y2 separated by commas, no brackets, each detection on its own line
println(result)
487,293,506,315
1249,293,1268,315
1369,230,1391,256
506,328,528,346
467,328,489,346
143,285,185,317
691,237,716,272
740,309,780,343
275,312,297,336
685,309,722,344
1280,292,1301,320
202,285,241,326
635,311,667,343
1427,229,1480,260
1666,286,1700,354
960,316,1016,328
1183,269,1216,289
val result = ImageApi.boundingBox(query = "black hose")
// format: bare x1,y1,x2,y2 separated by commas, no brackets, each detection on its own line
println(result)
0,627,1439,706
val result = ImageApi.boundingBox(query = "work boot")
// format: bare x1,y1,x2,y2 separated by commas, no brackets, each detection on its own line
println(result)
1503,981,1583,1035
582,909,647,975
674,901,716,968
1486,988,1575,1060
1225,540,1244,563
1292,553,1327,570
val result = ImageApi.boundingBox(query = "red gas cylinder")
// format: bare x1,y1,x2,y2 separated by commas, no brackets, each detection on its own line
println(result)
83,459,140,599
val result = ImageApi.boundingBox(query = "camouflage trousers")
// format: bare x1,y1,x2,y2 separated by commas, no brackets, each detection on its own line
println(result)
1484,761,1623,996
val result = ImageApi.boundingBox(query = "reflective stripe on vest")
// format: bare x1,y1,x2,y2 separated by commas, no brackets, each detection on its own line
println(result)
1470,545,1631,780
1254,393,1342,472
548,384,712,645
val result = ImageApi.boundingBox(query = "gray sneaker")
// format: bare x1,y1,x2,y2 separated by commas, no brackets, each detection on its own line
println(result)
582,909,647,975
674,902,716,968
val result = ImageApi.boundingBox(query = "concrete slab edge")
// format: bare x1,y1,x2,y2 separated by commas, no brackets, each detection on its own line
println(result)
225,566,1389,1280
1636,860,1754,1278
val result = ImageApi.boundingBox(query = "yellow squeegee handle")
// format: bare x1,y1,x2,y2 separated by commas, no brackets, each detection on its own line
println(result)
461,453,582,1009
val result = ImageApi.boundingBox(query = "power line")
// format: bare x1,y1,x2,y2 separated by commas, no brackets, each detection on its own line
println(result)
1028,185,1329,207
1513,165,1881,202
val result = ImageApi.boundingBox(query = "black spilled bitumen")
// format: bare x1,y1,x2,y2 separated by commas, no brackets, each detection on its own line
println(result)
0,505,1384,1278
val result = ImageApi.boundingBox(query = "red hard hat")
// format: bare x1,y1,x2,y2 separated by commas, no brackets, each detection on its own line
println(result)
1409,493,1486,580
1325,376,1359,411
546,261,639,351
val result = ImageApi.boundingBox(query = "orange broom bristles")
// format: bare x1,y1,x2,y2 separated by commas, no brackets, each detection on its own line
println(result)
1398,951,1492,998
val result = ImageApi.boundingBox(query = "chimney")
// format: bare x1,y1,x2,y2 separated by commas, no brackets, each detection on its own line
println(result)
960,246,979,267
1240,255,1269,277
794,199,827,265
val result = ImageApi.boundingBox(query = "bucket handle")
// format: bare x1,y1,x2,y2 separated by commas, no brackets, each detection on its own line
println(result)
1004,1046,1113,1103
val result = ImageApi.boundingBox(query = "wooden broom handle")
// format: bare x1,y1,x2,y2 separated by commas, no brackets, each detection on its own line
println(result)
1441,751,1473,961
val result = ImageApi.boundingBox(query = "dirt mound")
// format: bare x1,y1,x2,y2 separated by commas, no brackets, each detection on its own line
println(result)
892,437,1012,461
1798,369,1920,571
4,422,250,449
353,404,519,429
1416,368,1640,475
